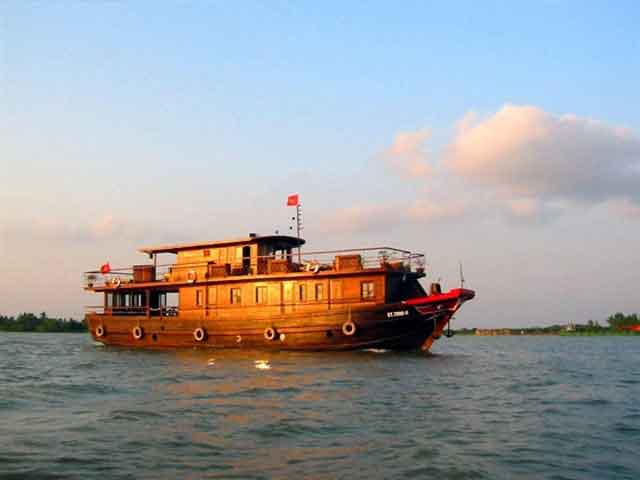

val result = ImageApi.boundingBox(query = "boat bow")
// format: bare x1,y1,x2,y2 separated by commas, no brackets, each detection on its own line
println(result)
403,288,476,350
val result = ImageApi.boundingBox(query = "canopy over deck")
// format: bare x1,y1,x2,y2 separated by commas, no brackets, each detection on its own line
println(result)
138,234,305,255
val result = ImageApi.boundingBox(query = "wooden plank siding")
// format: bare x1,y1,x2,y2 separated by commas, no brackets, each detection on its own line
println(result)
176,272,386,321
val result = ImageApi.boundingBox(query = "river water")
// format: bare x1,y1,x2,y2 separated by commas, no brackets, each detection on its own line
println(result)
1,333,639,479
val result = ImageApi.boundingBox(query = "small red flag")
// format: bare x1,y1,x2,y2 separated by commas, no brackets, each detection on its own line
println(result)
287,194,299,206
100,262,111,274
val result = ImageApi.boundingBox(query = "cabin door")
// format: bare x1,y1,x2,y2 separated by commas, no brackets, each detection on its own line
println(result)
329,279,343,309
242,246,251,273
282,281,294,314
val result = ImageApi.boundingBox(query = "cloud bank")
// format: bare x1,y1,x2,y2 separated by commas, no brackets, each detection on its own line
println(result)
328,104,640,232
380,128,433,178
324,201,468,234
446,104,640,206
3,213,143,244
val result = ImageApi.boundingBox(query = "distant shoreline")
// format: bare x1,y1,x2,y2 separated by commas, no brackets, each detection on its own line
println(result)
0,330,86,334
0,313,86,333
455,329,639,336
455,313,640,336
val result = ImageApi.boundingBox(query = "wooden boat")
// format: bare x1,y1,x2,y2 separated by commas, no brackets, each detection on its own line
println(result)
83,234,474,351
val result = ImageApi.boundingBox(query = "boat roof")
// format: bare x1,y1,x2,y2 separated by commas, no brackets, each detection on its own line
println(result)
138,234,305,255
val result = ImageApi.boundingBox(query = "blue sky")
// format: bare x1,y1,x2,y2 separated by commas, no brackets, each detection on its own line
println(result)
1,1,639,326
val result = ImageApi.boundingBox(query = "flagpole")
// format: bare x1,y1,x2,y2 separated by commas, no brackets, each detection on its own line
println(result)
287,194,302,264
296,203,301,264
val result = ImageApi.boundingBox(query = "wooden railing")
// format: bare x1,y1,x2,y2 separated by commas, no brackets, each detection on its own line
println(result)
83,247,426,289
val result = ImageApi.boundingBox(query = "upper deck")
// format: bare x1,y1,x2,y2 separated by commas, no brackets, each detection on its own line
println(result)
83,234,426,291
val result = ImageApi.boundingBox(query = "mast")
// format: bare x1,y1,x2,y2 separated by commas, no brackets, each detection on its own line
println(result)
296,203,302,264
287,193,302,264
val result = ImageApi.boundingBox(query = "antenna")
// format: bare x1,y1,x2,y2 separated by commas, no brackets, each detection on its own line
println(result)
459,261,465,289
295,204,303,263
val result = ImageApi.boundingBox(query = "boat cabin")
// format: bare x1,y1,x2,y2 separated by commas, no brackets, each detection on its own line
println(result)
84,234,426,321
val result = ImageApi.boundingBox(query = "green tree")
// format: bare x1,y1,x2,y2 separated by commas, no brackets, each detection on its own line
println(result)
607,312,640,329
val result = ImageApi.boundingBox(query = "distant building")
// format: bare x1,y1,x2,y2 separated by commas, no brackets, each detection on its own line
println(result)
475,328,512,336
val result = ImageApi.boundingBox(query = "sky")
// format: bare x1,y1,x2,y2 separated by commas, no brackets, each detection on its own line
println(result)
1,1,639,327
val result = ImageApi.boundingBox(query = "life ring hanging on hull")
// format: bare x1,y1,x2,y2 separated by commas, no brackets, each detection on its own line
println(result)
193,327,206,342
264,327,278,341
132,326,144,340
341,321,357,336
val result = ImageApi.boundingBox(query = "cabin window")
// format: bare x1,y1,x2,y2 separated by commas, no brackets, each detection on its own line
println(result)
203,249,210,257
131,293,145,309
105,293,113,308
230,288,242,305
361,282,375,300
299,284,307,302
235,247,244,261
330,280,342,301
255,286,267,304
315,284,324,301
195,289,203,306
208,286,217,305
283,282,294,303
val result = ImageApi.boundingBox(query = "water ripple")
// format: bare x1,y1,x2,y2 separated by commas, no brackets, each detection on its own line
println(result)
1,333,639,479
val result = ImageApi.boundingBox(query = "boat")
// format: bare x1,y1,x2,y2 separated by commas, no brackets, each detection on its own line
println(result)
83,230,474,351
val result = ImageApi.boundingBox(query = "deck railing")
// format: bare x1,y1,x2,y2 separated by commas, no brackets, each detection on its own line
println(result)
83,247,425,289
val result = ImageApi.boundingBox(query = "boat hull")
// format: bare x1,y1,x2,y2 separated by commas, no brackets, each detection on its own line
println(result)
85,289,474,352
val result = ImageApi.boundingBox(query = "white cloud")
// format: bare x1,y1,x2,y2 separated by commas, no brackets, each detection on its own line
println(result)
4,213,135,243
90,214,117,237
445,104,640,207
323,200,467,234
406,201,467,222
322,205,399,234
380,128,433,178
507,198,540,218
338,104,640,234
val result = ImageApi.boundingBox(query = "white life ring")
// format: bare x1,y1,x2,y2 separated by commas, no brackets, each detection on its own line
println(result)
95,325,105,338
111,277,121,288
187,270,197,283
132,326,144,340
193,327,206,342
304,262,320,274
342,321,357,336
264,327,277,341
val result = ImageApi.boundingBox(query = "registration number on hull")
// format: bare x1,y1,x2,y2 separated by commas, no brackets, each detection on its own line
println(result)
387,310,409,318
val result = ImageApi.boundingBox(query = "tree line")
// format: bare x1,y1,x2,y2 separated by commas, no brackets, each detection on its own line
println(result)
606,312,640,329
456,311,640,335
0,312,86,332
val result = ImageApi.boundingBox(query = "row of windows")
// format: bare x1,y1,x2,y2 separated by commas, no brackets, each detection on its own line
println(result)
194,282,375,306
202,247,245,261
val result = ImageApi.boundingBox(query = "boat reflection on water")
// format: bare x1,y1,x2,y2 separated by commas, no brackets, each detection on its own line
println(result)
114,347,422,476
